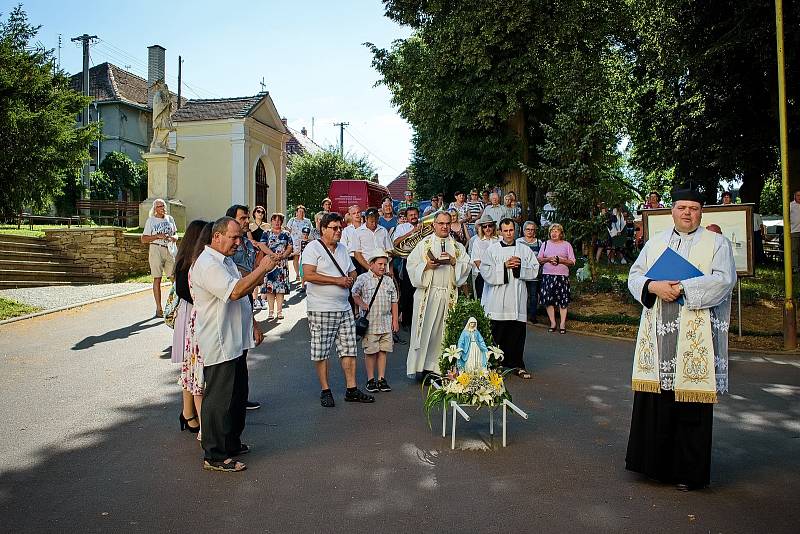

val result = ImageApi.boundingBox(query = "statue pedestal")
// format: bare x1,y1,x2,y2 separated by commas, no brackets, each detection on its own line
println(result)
139,151,186,231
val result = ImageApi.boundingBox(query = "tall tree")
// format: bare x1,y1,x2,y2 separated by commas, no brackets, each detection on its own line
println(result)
286,149,375,215
0,6,99,214
99,151,146,200
626,0,800,206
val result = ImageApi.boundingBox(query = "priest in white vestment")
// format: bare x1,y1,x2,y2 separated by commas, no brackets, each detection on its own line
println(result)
406,211,471,377
625,187,736,491
480,218,539,378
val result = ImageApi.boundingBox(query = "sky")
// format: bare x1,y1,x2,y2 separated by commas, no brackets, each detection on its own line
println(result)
6,0,413,184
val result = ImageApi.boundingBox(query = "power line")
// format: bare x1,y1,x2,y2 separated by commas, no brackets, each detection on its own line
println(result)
344,129,399,173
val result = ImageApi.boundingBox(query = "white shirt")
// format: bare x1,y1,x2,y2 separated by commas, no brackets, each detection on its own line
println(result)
302,240,355,312
469,236,499,275
190,246,254,367
393,222,414,242
791,201,800,233
143,215,176,246
354,224,393,256
341,223,362,254
483,204,505,223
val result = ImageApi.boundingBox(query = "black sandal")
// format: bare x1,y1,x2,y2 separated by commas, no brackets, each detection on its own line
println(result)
548,327,556,333
344,388,375,403
515,369,532,379
229,444,250,456
560,328,566,334
203,458,246,472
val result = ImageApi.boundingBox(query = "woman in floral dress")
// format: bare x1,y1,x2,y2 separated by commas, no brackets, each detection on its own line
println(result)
537,223,575,334
259,213,293,320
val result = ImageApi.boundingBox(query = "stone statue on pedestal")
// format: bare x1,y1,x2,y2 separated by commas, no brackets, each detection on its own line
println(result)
150,79,175,153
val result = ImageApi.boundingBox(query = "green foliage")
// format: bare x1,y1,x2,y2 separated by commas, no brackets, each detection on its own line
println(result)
439,296,496,375
99,151,146,200
51,174,85,216
759,176,782,216
0,6,100,215
0,296,38,320
286,148,375,214
88,169,116,200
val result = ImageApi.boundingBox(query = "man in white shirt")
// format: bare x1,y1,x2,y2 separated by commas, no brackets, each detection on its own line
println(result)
341,205,364,256
482,192,506,223
303,212,375,407
354,207,394,275
191,217,276,473
791,190,800,272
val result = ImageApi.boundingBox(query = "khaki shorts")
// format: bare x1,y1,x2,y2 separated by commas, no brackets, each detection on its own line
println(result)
149,244,175,278
362,331,393,355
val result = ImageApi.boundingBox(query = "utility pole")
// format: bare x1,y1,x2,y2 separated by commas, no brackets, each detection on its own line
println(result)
311,117,315,140
177,55,183,109
71,33,98,199
57,34,61,69
334,121,349,156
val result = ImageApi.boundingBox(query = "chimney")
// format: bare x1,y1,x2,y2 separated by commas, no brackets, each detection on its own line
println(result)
301,127,307,137
147,45,166,108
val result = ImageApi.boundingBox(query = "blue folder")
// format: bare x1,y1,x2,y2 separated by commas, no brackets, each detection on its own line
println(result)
645,247,704,305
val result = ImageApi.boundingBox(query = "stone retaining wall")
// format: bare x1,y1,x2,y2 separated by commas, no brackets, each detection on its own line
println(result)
43,228,159,282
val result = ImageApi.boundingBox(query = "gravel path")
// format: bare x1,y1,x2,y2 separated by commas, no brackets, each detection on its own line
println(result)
0,283,151,310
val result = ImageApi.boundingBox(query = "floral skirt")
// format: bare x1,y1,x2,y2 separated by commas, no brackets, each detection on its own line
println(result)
539,274,570,309
264,261,290,294
179,306,204,396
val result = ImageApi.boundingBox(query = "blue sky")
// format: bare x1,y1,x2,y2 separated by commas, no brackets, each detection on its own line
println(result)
7,0,413,184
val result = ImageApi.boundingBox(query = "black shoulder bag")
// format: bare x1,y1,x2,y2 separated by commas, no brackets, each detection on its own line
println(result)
354,275,383,339
316,239,356,311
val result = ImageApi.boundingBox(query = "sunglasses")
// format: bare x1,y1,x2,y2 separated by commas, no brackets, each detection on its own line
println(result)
326,225,342,231
255,209,265,214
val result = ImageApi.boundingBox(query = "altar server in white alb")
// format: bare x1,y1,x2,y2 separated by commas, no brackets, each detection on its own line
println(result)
626,187,736,491
406,211,471,377
479,218,539,379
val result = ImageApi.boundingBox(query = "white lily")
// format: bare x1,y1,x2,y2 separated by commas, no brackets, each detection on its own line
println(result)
488,345,504,361
442,345,463,363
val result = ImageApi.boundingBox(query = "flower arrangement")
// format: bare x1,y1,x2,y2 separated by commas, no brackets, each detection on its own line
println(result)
423,297,512,426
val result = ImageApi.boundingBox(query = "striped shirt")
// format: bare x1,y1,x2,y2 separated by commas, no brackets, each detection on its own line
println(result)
352,272,398,334
465,200,484,221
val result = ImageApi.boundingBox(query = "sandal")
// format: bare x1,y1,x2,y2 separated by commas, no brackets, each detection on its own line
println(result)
344,388,375,403
560,328,567,334
276,312,284,320
515,369,532,379
548,327,556,333
203,458,246,472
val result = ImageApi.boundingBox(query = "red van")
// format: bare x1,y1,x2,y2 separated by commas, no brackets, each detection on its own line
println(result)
328,180,390,214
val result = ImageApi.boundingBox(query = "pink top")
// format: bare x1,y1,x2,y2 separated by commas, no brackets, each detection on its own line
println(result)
538,240,575,276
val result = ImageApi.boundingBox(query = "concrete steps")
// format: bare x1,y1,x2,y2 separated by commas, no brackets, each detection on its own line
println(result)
0,235,103,289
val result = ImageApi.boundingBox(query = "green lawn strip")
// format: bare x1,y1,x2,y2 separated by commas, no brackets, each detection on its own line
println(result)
116,271,153,283
0,297,40,320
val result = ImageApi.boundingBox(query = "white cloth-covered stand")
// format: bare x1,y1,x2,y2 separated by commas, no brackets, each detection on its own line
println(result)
431,380,528,448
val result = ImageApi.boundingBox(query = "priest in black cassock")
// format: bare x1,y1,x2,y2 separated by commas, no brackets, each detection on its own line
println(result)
626,187,736,491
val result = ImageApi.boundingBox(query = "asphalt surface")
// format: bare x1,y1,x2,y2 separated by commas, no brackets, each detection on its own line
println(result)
0,289,798,533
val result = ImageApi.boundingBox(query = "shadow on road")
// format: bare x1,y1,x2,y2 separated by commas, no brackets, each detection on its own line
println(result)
71,318,162,351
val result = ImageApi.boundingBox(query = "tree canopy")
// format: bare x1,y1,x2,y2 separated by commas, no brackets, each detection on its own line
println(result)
286,149,375,214
0,6,99,215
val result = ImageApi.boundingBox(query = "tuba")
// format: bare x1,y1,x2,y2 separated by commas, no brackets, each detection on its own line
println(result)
392,211,438,258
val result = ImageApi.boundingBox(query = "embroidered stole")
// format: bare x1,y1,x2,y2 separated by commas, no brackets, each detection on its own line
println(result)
632,229,718,403
414,235,461,345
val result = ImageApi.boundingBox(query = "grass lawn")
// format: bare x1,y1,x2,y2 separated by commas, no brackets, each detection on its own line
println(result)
117,271,153,283
0,222,105,238
0,297,40,320
568,261,796,351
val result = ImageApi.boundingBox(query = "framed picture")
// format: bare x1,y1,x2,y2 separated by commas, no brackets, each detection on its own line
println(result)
642,204,754,277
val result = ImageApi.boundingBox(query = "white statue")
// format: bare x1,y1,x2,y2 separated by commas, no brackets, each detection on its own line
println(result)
150,79,175,153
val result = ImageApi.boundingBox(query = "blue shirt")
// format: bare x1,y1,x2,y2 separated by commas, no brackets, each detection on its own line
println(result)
378,216,397,232
231,237,257,274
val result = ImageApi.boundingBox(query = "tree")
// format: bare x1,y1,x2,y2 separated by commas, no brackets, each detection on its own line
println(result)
0,6,99,215
286,149,375,214
626,0,800,207
99,151,146,200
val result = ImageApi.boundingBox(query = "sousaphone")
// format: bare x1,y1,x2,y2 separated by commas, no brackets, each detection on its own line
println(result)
392,211,438,258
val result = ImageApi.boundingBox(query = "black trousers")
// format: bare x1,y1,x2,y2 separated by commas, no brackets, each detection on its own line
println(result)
490,320,527,370
625,390,714,488
474,274,485,301
398,259,415,327
202,353,249,461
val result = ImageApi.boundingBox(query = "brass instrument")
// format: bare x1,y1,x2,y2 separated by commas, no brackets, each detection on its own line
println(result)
392,211,437,258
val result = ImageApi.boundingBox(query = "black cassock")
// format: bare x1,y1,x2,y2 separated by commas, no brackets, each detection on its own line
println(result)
625,390,713,489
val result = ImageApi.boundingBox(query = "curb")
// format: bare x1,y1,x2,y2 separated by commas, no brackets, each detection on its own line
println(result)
527,322,800,356
0,283,168,326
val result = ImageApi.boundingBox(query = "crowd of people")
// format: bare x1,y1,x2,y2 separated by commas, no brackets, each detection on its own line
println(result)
149,184,738,490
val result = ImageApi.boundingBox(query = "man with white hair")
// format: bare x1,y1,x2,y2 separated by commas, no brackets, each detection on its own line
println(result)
140,198,177,317
482,192,505,223
625,187,736,491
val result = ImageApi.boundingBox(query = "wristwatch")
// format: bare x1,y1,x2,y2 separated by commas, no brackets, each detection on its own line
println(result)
677,282,685,295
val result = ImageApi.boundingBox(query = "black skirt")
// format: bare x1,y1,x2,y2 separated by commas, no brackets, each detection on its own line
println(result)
625,391,714,488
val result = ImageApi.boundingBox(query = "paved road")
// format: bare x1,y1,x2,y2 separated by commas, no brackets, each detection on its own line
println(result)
0,290,798,533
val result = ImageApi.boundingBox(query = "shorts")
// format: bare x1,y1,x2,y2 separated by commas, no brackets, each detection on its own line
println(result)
149,244,175,278
362,331,393,355
308,310,357,361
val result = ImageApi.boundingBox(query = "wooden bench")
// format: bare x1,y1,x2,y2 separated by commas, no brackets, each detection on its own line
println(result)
16,212,82,230
75,200,141,227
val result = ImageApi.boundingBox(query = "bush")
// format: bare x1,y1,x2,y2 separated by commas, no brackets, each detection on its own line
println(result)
438,296,496,375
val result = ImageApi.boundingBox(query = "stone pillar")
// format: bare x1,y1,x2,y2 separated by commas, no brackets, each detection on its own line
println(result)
139,151,186,231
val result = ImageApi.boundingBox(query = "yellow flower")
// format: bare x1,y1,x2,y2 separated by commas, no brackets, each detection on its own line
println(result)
489,371,503,388
457,372,471,386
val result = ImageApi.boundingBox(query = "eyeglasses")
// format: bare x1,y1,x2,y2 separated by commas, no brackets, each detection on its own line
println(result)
255,209,265,214
326,225,342,231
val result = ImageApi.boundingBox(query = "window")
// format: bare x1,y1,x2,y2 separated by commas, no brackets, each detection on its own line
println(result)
255,159,269,211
